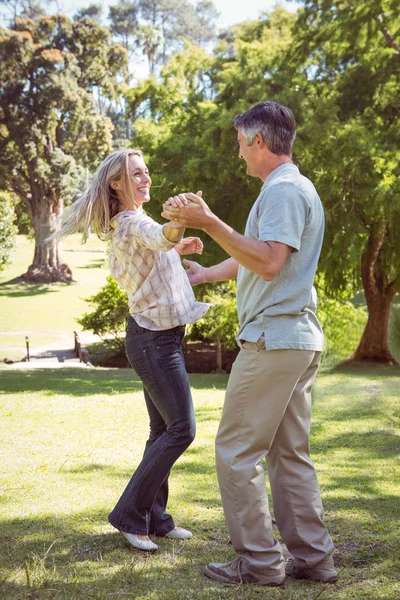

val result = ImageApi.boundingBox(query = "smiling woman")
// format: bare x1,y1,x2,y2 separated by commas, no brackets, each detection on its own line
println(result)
53,147,210,553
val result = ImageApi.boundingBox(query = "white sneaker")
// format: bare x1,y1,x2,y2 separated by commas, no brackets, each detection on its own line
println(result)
165,526,192,539
121,531,158,551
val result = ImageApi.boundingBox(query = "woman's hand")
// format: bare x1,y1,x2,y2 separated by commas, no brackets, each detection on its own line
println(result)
175,237,203,256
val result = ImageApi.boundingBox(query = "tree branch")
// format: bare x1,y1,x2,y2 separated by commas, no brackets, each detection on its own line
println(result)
375,14,400,54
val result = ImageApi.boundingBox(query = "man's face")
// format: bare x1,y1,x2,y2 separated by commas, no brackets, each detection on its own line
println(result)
237,130,258,177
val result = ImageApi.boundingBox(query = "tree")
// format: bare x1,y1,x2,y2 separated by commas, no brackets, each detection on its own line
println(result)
109,0,139,54
126,9,296,266
73,3,103,22
129,3,400,364
0,191,18,271
0,15,127,282
192,0,219,45
288,0,400,364
0,0,46,23
109,0,219,75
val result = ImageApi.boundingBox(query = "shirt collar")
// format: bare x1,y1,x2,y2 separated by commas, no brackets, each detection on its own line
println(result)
261,163,299,191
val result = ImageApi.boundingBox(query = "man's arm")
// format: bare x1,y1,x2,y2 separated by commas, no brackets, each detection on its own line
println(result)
184,257,239,286
162,193,292,281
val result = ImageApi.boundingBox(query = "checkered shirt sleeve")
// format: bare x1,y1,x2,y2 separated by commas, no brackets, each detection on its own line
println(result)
108,210,209,330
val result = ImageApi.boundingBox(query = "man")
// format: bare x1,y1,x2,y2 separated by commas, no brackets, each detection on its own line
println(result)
162,101,336,587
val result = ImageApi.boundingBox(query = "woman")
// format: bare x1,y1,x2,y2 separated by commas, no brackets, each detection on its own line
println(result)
58,148,209,551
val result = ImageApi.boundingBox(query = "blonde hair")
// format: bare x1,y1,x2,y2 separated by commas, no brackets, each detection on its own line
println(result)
56,148,144,242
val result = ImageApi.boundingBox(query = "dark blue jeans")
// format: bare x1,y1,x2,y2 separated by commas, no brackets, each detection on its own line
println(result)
108,316,196,536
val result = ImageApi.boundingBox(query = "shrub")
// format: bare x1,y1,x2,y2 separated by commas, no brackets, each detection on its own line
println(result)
76,275,128,352
316,288,367,360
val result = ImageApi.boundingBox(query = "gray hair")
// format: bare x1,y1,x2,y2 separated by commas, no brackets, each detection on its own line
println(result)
55,148,144,242
234,101,296,156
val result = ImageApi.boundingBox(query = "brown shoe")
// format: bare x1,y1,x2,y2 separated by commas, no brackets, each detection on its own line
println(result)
204,557,286,586
285,555,337,583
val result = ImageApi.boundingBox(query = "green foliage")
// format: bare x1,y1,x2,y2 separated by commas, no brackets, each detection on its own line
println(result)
126,12,297,267
74,4,103,22
0,13,127,279
0,13,126,193
108,0,218,74
316,287,367,360
187,281,239,349
126,3,400,360
389,302,400,361
287,0,400,361
0,191,17,271
76,275,128,351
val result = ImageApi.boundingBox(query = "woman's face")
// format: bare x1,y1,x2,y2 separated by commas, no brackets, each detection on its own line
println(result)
128,154,152,205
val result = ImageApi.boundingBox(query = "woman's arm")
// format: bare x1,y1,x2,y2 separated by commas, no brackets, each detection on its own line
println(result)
162,222,185,243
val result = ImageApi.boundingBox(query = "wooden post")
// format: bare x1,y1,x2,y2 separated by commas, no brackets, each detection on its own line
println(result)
25,336,30,362
74,331,83,362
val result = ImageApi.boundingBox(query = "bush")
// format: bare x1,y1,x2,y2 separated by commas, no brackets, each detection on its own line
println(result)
316,288,367,360
187,281,239,350
76,275,128,352
0,192,18,271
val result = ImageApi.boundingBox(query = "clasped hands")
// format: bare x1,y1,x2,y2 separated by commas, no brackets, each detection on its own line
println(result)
163,190,212,282
162,190,211,257
162,190,212,231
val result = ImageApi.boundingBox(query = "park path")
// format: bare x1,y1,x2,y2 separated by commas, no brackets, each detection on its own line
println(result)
1,331,102,369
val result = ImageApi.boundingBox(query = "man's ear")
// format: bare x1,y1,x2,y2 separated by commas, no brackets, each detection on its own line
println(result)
255,133,264,146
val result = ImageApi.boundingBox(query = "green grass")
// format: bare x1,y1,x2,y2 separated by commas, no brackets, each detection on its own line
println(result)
1,366,399,599
0,235,108,355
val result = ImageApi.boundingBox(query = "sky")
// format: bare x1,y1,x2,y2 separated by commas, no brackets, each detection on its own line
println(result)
60,0,296,30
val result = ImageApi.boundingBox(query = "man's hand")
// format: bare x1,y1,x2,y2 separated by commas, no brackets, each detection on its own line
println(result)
162,191,215,231
182,258,207,286
175,237,203,256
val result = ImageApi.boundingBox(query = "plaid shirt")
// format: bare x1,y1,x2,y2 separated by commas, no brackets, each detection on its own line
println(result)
109,210,209,330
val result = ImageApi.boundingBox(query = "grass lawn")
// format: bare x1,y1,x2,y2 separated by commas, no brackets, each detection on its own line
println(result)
0,235,108,360
1,365,399,599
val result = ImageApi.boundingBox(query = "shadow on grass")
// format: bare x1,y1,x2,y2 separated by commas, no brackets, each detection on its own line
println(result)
313,429,399,459
0,281,58,297
323,474,398,504
312,395,396,426
0,510,231,600
0,369,144,396
1,497,398,600
0,369,229,396
76,259,105,269
195,406,223,423
330,362,400,378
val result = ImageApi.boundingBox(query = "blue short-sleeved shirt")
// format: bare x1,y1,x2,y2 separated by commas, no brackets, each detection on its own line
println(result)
236,163,324,351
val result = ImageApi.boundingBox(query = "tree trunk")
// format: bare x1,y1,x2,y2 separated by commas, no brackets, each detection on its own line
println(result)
349,289,397,364
23,195,73,284
346,221,398,365
216,335,222,371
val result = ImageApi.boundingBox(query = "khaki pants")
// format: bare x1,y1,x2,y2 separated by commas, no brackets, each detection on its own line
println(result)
215,341,334,574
